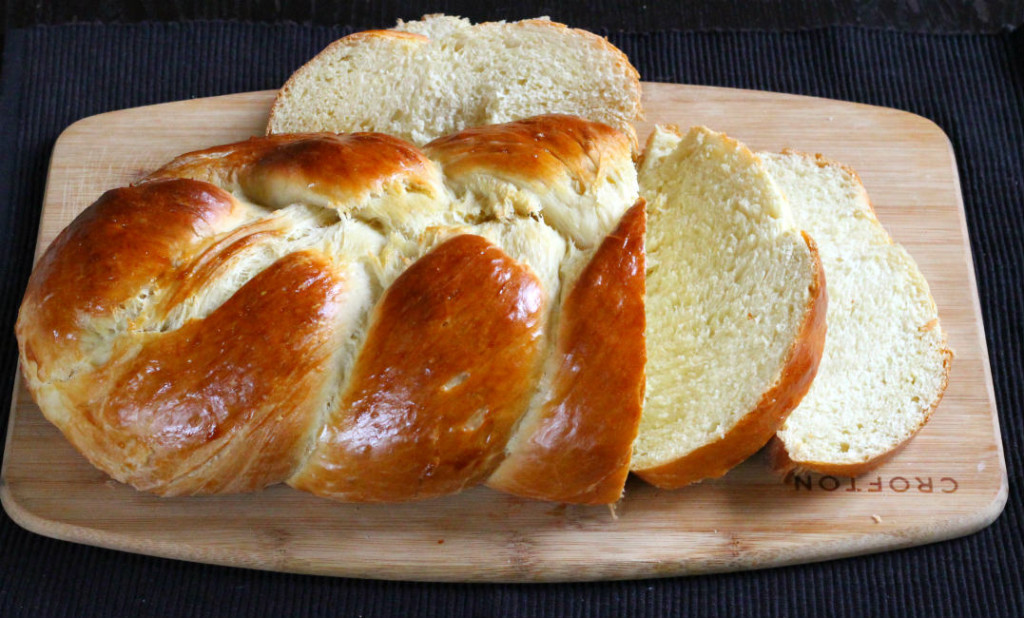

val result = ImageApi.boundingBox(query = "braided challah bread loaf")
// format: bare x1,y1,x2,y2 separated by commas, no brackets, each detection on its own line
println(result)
16,115,646,504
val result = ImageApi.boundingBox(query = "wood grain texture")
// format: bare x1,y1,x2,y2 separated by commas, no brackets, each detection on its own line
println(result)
0,83,1007,582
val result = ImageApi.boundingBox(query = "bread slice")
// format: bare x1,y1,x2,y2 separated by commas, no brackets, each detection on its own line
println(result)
267,15,642,146
632,126,826,488
761,152,952,476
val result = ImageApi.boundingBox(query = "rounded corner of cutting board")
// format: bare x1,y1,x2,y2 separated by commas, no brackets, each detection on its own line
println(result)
54,109,126,144
965,465,1011,532
0,474,67,545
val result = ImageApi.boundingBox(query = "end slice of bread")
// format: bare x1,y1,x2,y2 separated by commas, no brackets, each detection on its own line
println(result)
267,15,642,146
761,152,952,476
632,126,826,488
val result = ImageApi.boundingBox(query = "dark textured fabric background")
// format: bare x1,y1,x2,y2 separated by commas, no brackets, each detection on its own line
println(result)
0,22,1021,617
5,0,1024,33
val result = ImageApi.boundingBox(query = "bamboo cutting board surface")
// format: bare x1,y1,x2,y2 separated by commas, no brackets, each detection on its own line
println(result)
1,83,1007,582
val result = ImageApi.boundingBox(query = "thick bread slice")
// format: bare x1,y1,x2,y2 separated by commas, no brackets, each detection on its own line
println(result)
267,15,641,146
761,152,952,476
632,126,826,488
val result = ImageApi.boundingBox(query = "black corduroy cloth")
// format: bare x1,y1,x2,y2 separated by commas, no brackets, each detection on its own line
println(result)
0,23,1021,617
7,1,1024,33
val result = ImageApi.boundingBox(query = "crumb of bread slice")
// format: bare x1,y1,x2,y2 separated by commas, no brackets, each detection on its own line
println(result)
761,151,952,477
632,126,826,488
267,14,642,146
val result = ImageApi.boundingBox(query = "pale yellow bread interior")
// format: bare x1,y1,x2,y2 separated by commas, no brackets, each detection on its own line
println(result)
267,14,642,146
632,126,824,486
761,152,952,475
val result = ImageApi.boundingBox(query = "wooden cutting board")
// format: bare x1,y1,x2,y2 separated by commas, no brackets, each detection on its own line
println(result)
1,83,1007,582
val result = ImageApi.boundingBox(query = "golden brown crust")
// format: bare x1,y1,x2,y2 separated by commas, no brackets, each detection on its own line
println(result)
487,201,646,504
425,113,631,192
634,231,829,489
149,132,440,210
32,251,353,495
146,133,306,181
290,235,546,502
239,133,440,208
16,179,242,380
